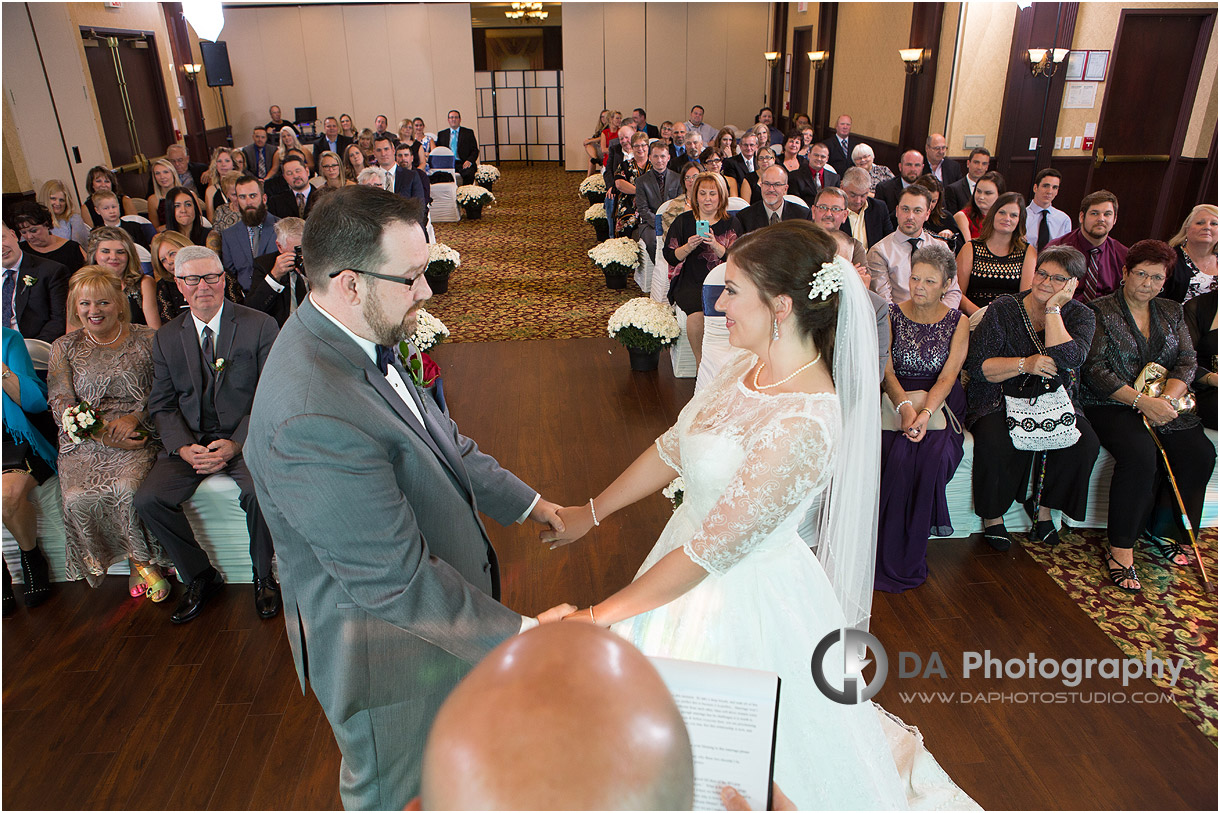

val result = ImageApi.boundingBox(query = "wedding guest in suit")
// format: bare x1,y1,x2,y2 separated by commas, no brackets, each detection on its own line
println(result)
164,144,208,196
81,166,138,227
152,230,244,324
853,143,894,195
839,167,893,248
266,156,321,220
1081,240,1214,590
735,165,811,234
371,135,401,193
1025,169,1072,253
1163,204,1217,303
965,245,1098,552
419,624,693,810
913,174,965,255
2,224,69,342
686,105,717,145
943,147,991,215
814,188,864,264
633,107,660,140
866,186,962,308
39,180,90,246
50,267,171,602
957,192,1037,315
164,187,212,248
314,117,353,175
636,141,682,262
1047,190,1127,303
135,245,280,623
668,121,689,170
822,114,864,175
85,227,159,328
952,170,1004,241
438,110,479,185
244,186,573,808
923,134,963,186
1184,289,1217,429
202,148,238,221
875,150,925,218
220,175,280,293
373,115,394,141
394,143,429,208
12,202,86,275
242,127,278,181
807,142,839,192
246,217,308,327
724,131,760,203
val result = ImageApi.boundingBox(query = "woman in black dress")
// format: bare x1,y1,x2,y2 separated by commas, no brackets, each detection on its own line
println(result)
1184,290,1217,429
11,201,87,274
163,187,212,247
81,166,138,227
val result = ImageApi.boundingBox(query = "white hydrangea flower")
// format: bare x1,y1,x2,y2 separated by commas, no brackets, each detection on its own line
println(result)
474,164,501,183
584,204,608,222
579,174,607,195
456,185,495,205
588,237,641,271
607,297,681,351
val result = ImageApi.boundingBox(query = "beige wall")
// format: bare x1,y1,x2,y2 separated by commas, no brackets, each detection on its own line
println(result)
928,3,962,149
561,2,770,171
940,1,1016,156
829,2,912,143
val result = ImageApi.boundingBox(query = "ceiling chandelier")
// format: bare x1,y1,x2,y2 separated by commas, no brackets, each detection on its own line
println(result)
506,3,547,20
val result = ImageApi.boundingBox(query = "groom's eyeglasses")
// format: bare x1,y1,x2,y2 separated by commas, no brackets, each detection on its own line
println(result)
333,268,418,288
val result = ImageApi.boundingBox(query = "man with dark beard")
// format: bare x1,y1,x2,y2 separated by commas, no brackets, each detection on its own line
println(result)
220,174,280,292
244,186,574,810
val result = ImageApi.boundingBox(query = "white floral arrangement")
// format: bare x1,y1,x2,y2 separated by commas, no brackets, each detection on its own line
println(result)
409,308,450,353
62,401,102,444
584,203,608,222
426,242,461,277
579,174,606,195
588,237,641,273
474,164,501,183
662,476,685,509
456,184,495,206
608,297,681,353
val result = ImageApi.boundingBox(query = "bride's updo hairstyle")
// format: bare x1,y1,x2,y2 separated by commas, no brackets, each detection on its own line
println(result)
728,220,839,367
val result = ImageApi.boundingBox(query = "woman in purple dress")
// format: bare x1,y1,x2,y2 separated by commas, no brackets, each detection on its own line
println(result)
877,242,970,591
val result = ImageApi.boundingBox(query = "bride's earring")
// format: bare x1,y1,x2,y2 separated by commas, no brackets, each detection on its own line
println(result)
772,318,780,341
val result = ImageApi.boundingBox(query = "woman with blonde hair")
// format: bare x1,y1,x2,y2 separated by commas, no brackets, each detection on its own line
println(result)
600,110,623,166
146,158,179,231
277,126,313,167
202,147,238,220
316,150,351,190
85,226,159,328
1164,203,1217,303
584,109,610,175
357,128,376,164
339,113,357,139
48,266,171,602
38,179,90,245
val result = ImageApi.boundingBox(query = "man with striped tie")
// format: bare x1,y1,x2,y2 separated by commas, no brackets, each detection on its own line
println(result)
1047,189,1127,303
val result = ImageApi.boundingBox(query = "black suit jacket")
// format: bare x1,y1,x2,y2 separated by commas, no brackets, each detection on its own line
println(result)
10,252,70,343
943,177,973,217
874,177,908,219
735,199,812,234
924,158,964,186
313,135,353,172
668,143,692,172
243,143,276,179
437,126,479,167
148,302,279,452
247,252,308,327
822,134,866,176
723,154,756,187
266,180,322,220
641,123,660,139
784,162,821,207
839,199,894,248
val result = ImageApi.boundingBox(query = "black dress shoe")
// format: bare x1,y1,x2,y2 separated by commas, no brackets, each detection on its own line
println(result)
19,546,52,608
171,568,225,624
3,562,15,618
983,523,1013,552
254,572,281,619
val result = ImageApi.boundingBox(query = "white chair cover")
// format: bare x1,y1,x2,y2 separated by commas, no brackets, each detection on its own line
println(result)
24,338,52,371
770,143,784,156
650,200,679,304
636,239,653,293
430,182,460,223
726,196,749,213
782,195,810,210
695,262,731,393
968,305,989,332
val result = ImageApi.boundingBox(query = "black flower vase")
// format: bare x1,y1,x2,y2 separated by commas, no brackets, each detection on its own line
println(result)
425,273,449,294
585,191,606,205
463,203,484,220
592,220,609,242
627,348,660,371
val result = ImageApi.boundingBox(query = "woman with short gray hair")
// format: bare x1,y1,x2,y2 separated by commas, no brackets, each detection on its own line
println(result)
851,143,893,194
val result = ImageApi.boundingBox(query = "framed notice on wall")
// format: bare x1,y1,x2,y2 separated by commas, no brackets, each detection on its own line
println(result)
1084,50,1110,81
1065,50,1086,81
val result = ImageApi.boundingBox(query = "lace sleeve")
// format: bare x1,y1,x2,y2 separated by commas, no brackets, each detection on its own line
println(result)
684,410,835,575
655,424,682,474
46,337,76,431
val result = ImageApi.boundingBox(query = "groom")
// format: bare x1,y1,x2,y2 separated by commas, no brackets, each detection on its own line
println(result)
245,187,573,810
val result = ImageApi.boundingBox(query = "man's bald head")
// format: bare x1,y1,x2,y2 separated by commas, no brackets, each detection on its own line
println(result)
421,624,694,810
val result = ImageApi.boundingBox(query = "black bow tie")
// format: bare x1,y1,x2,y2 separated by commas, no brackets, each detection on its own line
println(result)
375,345,396,375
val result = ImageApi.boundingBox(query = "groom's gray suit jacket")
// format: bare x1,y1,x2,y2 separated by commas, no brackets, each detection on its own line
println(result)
245,298,534,810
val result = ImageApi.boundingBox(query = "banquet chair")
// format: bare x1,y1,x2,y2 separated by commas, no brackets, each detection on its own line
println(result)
696,262,731,393
23,339,52,372
782,195,810,211
726,196,748,213
427,147,460,223
650,201,679,304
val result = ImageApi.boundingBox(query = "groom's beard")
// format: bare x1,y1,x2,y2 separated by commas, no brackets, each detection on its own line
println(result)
363,285,425,347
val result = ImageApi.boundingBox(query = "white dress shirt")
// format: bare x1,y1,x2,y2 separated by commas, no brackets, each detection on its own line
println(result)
190,304,224,349
1025,203,1072,247
865,229,962,308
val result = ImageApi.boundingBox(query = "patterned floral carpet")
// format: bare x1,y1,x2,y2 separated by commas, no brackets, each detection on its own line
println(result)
1023,526,1218,742
428,163,640,342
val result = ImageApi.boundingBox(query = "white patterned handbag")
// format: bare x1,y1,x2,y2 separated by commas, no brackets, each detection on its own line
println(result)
1002,296,1081,451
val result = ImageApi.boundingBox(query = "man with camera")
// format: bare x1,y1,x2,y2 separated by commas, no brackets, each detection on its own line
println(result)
246,217,308,327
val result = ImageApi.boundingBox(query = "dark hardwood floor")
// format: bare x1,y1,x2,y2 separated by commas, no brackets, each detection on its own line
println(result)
3,338,1216,810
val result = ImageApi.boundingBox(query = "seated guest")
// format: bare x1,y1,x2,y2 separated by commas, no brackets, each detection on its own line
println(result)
220,175,280,293
686,104,717,145
777,130,818,206
39,180,90,246
246,217,308,326
681,129,705,172
264,105,299,141
583,109,609,174
412,118,434,162
135,246,281,623
840,166,894,248
163,186,212,247
744,146,778,203
1081,240,1216,591
48,267,171,602
877,242,969,592
913,174,964,255
824,115,863,175
373,114,394,141
81,166,138,227
663,172,740,366
420,624,693,810
815,188,865,266
755,106,784,146
698,147,739,200
357,167,388,189
734,165,810,234
316,150,352,191
146,158,180,231
12,201,87,274
206,171,243,242
371,135,401,193
1163,204,1217,303
712,127,738,165
875,150,925,217
724,131,760,203
943,147,992,215
343,142,368,181
339,113,358,140
242,127,278,180
658,120,674,147
604,124,636,187
397,118,424,166
1184,290,1217,429
777,129,808,185
833,230,890,379
636,140,682,261
1025,168,1072,252
277,127,313,169
867,186,962,307
632,107,660,139
965,245,1099,552
797,125,816,158
660,162,701,243
852,143,893,195
314,117,352,173
806,141,839,193
230,148,248,176
266,156,321,220
1,224,69,342
438,110,479,185
613,133,650,238
952,170,1003,241
956,191,1037,315
2,326,58,614
599,110,623,166
202,147,238,221
1047,190,1127,303
922,133,963,186
152,231,244,325
667,121,689,170
86,226,159,328
91,190,152,250
356,128,376,165
393,143,429,208
164,144,207,196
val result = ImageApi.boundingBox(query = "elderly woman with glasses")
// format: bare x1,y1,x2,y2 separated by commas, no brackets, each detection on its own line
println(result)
964,245,1100,553
851,143,893,195
1080,239,1216,592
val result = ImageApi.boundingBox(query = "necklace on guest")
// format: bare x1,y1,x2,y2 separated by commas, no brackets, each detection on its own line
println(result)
753,352,822,391
87,325,123,346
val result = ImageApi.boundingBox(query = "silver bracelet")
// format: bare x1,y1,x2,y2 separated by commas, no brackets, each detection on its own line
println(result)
1044,306,1061,315
894,399,913,414
1131,393,1142,410
589,498,599,526
1017,357,1026,374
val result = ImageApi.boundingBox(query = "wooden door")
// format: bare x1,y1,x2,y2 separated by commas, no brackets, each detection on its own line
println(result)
1086,10,1213,244
790,26,813,126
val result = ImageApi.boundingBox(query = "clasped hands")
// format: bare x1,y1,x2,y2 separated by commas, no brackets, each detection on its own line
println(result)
101,414,147,450
896,402,930,444
527,499,602,625
179,439,241,475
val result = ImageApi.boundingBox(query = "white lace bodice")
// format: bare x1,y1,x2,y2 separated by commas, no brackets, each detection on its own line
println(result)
656,350,840,575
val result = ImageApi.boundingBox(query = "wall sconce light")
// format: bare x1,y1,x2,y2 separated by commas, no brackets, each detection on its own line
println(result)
807,50,829,69
182,62,203,82
764,51,780,64
1026,47,1069,77
899,48,928,75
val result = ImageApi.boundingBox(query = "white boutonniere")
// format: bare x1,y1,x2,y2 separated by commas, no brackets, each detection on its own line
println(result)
210,357,227,374
21,275,36,289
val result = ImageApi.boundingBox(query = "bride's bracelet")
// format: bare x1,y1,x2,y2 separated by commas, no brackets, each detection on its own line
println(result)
589,498,600,526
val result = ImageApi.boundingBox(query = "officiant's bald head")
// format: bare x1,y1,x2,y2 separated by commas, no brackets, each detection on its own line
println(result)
418,624,694,810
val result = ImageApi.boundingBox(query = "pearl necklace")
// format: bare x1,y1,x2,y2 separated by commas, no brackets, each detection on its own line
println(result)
87,324,123,346
753,352,822,391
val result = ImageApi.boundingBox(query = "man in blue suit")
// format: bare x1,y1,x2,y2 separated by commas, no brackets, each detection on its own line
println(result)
220,175,279,293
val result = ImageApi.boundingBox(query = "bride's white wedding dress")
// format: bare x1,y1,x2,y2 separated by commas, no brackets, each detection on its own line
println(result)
612,352,977,811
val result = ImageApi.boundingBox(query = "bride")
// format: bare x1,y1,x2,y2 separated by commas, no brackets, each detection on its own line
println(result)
544,221,975,810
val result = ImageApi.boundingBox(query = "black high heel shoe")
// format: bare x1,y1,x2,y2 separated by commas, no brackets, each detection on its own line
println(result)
1023,498,1060,546
19,547,52,608
3,561,15,617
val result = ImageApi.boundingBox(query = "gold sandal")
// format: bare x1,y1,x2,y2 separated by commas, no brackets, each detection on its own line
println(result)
134,564,171,603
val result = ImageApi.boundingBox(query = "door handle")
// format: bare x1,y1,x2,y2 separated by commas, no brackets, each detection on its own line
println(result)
1093,147,1171,168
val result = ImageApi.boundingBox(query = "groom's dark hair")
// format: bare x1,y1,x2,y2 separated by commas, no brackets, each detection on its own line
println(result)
302,185,427,290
